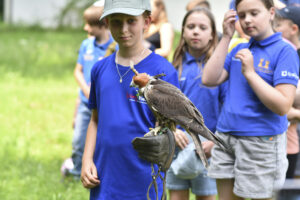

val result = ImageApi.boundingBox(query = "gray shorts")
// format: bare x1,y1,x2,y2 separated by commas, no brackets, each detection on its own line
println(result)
208,131,288,199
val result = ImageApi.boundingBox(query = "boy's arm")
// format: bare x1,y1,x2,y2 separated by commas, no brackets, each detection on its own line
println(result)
202,10,236,86
81,109,100,188
74,63,90,99
293,81,300,108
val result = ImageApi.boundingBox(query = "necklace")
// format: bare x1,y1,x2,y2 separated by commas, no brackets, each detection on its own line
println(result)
115,48,146,83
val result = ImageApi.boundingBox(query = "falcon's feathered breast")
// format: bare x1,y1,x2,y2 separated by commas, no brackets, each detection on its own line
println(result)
130,72,228,168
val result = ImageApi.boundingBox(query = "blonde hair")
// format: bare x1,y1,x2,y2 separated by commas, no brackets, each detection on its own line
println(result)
172,8,218,78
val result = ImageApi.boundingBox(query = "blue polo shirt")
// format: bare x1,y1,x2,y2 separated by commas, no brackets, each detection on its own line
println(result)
77,36,114,104
217,33,299,136
180,52,227,133
88,52,179,200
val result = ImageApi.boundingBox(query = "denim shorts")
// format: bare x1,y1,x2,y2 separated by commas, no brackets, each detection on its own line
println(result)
166,164,217,196
208,131,288,199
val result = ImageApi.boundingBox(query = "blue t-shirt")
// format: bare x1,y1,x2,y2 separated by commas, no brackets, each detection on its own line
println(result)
179,52,227,133
77,36,114,104
88,52,179,200
217,33,299,136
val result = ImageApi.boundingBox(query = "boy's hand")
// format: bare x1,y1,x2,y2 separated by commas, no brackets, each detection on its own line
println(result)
174,129,189,150
222,9,237,39
81,159,100,189
235,48,255,77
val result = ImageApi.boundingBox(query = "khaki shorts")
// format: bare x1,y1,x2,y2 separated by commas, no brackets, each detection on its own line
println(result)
208,131,288,199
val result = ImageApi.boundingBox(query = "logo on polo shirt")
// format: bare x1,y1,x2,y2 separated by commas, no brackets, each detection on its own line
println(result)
281,70,298,79
84,49,94,61
255,58,273,74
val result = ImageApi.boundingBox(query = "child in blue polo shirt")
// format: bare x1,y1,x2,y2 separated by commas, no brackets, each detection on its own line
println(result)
166,8,226,200
80,0,179,199
61,3,114,179
275,5,300,179
202,0,299,199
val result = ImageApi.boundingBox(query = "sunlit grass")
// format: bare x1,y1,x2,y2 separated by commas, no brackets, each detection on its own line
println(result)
0,25,89,200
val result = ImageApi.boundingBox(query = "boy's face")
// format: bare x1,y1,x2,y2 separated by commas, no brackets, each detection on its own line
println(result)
107,14,150,48
83,23,105,37
274,18,294,41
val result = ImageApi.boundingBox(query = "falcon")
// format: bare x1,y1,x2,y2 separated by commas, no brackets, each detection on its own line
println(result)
129,65,229,168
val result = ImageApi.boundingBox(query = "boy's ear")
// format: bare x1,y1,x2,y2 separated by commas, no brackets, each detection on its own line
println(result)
270,7,276,21
291,24,299,35
144,16,152,30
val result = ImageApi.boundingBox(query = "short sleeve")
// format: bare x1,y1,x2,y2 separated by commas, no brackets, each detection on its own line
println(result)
273,46,299,86
77,41,85,65
88,64,98,109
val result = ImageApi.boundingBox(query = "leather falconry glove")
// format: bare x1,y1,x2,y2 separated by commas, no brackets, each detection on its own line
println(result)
132,128,176,172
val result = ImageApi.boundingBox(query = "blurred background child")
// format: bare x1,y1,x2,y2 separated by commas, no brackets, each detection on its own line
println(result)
61,2,114,179
275,5,300,179
144,0,174,58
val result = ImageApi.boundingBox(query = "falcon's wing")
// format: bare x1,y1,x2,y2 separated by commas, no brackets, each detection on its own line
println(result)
144,79,204,127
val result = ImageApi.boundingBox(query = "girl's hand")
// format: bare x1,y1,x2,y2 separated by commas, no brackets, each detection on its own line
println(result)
202,141,214,158
81,159,100,189
174,129,189,150
222,9,237,39
235,48,255,77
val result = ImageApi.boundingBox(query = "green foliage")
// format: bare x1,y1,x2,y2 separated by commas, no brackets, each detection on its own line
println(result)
0,25,88,199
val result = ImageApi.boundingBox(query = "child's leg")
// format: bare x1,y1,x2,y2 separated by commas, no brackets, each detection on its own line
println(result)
166,167,190,200
169,190,189,200
216,179,243,200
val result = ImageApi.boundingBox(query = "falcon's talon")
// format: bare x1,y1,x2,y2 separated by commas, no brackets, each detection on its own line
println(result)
144,126,161,137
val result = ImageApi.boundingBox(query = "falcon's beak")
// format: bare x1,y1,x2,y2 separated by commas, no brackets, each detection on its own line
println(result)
130,79,138,88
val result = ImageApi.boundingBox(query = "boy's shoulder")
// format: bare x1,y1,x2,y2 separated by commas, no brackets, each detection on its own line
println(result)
80,37,95,46
91,53,115,73
146,52,176,72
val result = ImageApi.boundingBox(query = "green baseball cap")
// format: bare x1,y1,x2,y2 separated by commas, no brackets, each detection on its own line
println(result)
100,0,151,20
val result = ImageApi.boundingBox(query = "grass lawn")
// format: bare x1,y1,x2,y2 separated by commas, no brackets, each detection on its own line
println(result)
0,25,89,200
0,24,202,200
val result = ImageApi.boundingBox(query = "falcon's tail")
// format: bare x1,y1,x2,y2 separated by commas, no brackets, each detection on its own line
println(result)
188,131,209,169
201,126,231,152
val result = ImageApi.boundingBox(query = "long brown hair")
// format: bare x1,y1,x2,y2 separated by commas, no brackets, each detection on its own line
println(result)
172,7,218,78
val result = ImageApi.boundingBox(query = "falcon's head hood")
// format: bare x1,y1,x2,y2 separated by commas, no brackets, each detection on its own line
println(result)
130,73,150,89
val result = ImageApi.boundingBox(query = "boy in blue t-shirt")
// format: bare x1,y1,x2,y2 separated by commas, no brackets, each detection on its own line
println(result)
80,0,179,199
61,3,114,179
